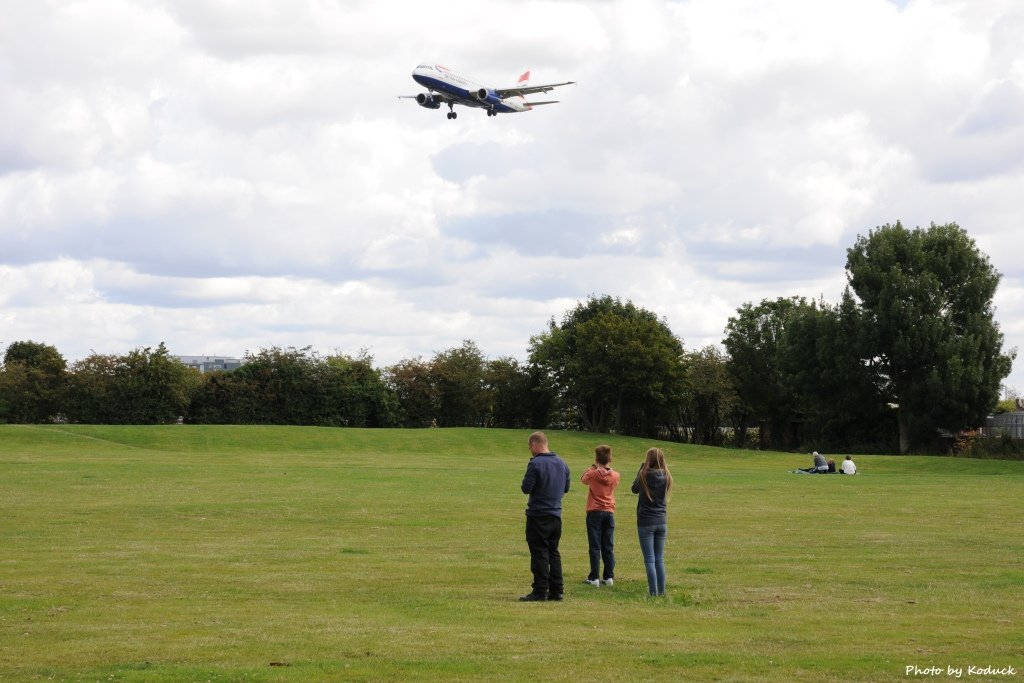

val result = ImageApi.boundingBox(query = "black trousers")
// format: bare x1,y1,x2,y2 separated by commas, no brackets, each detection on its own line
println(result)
585,510,615,581
525,514,563,595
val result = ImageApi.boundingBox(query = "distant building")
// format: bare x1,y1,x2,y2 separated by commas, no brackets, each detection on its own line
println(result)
175,355,243,373
986,399,1024,439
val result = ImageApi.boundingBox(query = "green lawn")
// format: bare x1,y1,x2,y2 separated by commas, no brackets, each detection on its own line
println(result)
1,425,1021,682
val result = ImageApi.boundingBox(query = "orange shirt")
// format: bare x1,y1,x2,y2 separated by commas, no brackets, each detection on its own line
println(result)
580,466,621,513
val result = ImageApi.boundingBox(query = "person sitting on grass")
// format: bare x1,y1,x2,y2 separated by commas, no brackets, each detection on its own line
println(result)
841,456,857,475
797,451,829,473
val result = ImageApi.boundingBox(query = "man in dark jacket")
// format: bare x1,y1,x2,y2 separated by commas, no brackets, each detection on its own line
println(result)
519,431,570,601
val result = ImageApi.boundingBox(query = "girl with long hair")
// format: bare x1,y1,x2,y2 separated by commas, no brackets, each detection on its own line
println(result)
631,447,673,596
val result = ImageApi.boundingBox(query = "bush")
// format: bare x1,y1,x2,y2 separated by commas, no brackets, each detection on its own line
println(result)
952,434,1024,460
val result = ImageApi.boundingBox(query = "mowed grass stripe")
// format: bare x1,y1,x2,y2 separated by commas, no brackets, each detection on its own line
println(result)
1,425,1021,682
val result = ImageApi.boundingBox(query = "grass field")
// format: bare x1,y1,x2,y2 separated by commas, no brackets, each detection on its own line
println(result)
1,425,1021,682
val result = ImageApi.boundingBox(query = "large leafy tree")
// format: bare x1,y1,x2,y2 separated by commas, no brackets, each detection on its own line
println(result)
188,347,399,427
431,340,487,427
186,367,262,424
321,351,399,427
385,357,440,428
210,347,322,425
483,356,550,429
65,343,199,424
846,221,1015,452
777,292,897,452
679,345,737,446
64,353,120,424
723,297,807,449
529,295,686,436
118,343,201,424
0,341,67,423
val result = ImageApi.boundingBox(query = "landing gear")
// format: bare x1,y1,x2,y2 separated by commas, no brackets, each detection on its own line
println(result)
486,108,497,117
446,104,457,120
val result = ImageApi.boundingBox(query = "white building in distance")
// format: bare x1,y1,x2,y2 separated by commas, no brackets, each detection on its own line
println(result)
175,355,243,373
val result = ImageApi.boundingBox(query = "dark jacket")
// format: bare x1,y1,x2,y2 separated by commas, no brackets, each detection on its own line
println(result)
521,452,571,517
631,468,668,527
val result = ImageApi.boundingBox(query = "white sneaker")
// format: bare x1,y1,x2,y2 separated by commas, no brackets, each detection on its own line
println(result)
602,578,614,586
582,578,600,587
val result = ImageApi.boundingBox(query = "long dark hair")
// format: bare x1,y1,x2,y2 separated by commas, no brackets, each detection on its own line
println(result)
638,447,673,502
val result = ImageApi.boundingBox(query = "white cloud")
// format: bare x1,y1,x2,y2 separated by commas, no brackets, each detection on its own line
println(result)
1,0,1022,391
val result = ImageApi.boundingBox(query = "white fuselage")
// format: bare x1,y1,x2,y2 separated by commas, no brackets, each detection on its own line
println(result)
412,63,530,114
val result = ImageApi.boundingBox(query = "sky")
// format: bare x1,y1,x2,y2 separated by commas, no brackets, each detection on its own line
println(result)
1,0,1023,393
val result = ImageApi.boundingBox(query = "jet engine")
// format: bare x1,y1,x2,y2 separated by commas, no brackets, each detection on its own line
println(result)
416,93,441,109
474,88,490,101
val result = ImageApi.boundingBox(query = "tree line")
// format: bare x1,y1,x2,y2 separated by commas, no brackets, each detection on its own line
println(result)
1,222,1017,454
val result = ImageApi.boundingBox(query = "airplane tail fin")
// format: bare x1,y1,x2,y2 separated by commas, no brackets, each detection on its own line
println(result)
511,70,531,105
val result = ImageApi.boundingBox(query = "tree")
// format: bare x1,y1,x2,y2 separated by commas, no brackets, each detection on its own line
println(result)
846,221,1015,452
251,347,324,424
0,341,67,423
431,341,487,427
529,295,686,436
190,347,314,425
189,346,401,427
776,292,897,453
118,343,201,424
484,356,551,429
679,346,737,446
385,357,439,428
994,397,1018,415
187,368,262,424
64,344,199,424
321,351,399,427
64,353,120,423
723,297,806,449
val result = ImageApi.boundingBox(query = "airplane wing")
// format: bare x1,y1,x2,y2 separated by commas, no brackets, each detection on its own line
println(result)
526,101,560,106
493,81,576,98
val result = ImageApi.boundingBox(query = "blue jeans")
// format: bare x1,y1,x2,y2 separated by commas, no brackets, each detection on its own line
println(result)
585,510,615,581
637,524,667,596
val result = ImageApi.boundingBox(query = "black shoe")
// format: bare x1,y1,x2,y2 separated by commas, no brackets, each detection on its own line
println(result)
547,593,563,601
519,593,547,602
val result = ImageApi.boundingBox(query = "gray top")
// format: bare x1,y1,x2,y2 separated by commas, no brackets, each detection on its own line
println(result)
631,468,668,527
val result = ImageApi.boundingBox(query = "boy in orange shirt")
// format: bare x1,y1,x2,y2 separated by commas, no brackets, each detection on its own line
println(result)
580,444,621,586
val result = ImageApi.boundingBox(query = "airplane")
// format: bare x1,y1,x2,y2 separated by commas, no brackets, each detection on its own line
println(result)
401,63,575,119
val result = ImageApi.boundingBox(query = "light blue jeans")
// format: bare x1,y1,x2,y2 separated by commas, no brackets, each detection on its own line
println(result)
637,524,667,596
